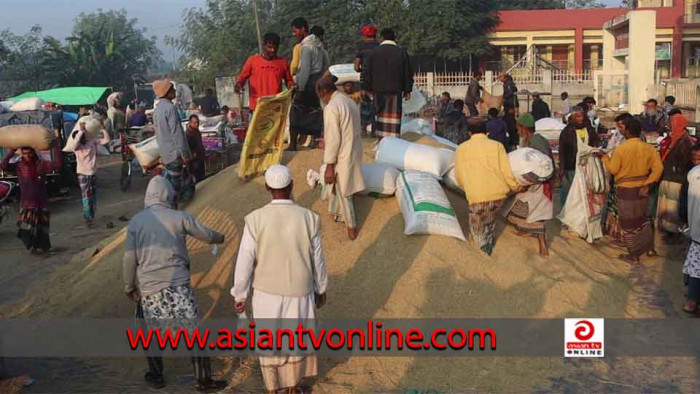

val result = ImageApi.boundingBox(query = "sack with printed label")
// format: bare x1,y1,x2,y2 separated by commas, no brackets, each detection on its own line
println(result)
129,136,160,168
396,170,466,241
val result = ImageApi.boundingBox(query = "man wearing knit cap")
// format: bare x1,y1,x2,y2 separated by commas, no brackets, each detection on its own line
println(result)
505,113,554,257
231,164,327,392
152,79,191,207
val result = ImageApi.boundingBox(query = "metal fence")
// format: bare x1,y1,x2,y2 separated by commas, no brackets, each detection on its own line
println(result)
552,70,594,83
663,80,699,109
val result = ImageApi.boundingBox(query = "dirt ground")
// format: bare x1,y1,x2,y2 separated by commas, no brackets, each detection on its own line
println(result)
1,142,699,393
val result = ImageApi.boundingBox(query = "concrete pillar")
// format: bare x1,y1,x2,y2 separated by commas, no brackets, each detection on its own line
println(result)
575,28,584,73
427,72,435,97
484,71,494,94
628,11,656,114
542,69,553,107
602,26,626,72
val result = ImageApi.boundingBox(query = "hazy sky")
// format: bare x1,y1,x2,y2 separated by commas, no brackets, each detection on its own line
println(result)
4,0,623,54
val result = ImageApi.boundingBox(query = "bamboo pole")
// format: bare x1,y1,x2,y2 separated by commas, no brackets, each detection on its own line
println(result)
252,0,263,53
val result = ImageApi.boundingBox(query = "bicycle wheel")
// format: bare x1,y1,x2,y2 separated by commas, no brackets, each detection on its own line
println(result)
119,160,132,191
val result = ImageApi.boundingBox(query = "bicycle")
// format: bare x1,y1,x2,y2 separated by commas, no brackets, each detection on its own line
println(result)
119,132,140,192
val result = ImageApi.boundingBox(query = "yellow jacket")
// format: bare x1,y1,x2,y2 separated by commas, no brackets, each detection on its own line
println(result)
601,137,663,188
455,134,520,204
290,43,302,76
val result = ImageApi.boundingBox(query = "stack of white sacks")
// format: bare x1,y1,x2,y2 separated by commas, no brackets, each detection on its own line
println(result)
349,127,554,242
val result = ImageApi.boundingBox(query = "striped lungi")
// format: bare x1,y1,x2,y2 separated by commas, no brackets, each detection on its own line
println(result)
617,185,654,258
77,174,97,221
17,208,51,252
469,199,505,256
603,182,624,242
506,200,545,235
373,92,402,138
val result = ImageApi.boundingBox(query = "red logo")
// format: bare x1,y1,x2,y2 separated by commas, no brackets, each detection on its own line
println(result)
574,320,594,341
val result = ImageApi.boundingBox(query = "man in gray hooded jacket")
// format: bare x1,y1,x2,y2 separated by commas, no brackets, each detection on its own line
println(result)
123,175,225,391
289,17,329,151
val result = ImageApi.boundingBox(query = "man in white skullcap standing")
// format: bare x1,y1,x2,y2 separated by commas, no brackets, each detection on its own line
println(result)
231,164,328,393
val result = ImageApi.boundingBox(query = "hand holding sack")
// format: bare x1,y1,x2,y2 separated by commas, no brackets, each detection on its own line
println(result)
63,116,104,153
130,136,161,169
508,147,554,186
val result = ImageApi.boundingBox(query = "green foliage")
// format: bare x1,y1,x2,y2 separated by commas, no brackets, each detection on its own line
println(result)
42,9,161,93
0,10,159,97
177,0,500,88
497,0,605,9
0,25,53,92
565,0,606,8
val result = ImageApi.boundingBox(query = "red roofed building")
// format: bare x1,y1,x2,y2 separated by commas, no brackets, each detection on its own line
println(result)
484,0,700,78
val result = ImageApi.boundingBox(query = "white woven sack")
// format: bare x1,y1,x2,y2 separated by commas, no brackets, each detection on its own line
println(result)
358,163,399,197
441,167,464,195
129,136,160,168
10,98,44,112
375,137,454,178
508,147,554,186
329,63,360,85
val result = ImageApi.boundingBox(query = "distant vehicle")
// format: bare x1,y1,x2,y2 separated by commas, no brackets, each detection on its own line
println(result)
0,110,77,196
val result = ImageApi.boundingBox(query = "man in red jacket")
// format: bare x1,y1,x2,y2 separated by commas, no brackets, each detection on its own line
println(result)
235,32,294,112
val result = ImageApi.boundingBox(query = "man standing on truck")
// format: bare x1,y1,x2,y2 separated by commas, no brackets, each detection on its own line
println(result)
153,79,191,207
235,32,294,113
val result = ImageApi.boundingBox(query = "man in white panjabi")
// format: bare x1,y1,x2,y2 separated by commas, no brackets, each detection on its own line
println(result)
231,165,328,393
317,73,366,240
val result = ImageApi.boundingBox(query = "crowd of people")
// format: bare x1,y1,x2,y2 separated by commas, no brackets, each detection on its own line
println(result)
5,11,700,393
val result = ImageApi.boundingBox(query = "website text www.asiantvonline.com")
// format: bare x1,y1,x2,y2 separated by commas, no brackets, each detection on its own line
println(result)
126,320,497,352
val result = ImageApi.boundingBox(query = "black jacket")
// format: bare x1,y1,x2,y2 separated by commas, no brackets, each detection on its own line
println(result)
662,136,693,184
503,78,518,109
503,113,518,147
558,123,601,172
531,99,551,120
363,43,413,94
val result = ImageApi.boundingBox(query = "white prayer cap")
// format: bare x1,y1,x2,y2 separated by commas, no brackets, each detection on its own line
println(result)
265,165,293,189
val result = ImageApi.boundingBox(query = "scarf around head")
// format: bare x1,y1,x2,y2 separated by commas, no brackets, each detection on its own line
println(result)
662,114,689,161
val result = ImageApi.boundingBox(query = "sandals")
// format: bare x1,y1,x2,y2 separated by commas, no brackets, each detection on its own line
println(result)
618,254,640,264
196,379,227,392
